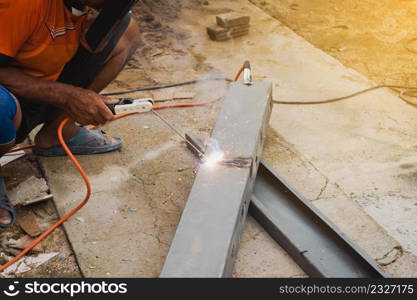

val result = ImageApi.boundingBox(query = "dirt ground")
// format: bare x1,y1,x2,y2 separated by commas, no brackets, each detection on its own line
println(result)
250,0,417,84
3,0,417,277
0,154,81,278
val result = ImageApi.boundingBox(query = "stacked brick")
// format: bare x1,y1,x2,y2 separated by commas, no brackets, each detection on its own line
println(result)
207,12,250,41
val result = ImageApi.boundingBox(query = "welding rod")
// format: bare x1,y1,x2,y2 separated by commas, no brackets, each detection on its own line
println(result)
151,110,207,159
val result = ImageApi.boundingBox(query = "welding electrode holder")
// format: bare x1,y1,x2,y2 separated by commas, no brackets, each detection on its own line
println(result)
106,98,154,115
106,98,135,115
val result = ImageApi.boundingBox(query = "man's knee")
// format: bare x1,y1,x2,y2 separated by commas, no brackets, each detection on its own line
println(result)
126,19,141,52
112,18,141,60
0,86,18,146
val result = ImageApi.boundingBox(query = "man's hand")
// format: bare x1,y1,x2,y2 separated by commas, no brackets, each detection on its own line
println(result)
0,66,118,126
60,86,117,126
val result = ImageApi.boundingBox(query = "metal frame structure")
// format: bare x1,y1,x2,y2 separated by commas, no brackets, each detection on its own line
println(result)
160,82,273,277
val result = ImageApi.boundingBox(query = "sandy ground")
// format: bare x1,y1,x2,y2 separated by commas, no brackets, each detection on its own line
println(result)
249,0,417,83
4,0,417,278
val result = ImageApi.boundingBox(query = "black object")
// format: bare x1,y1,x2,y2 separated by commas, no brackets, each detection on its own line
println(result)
64,0,86,11
0,178,16,228
58,13,131,88
85,0,139,52
0,53,12,66
102,78,233,96
59,0,136,88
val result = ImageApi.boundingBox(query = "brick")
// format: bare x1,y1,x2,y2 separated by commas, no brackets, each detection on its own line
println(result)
213,31,249,41
216,12,250,28
17,209,42,237
208,29,250,41
207,24,250,35
207,25,250,41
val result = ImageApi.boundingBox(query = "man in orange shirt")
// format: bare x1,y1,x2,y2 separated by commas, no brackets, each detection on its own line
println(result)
0,0,140,227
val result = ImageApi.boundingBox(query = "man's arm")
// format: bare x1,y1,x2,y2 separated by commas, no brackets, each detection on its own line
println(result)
0,65,115,126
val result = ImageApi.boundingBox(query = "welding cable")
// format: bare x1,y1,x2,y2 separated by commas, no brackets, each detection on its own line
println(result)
8,98,225,152
233,63,417,108
0,67,242,271
101,77,232,96
234,65,244,82
273,85,417,108
0,97,224,272
0,118,91,273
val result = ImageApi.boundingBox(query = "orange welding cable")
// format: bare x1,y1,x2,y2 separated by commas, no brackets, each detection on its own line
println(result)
152,97,222,110
88,97,223,129
234,65,244,82
0,98,222,272
0,67,238,272
0,118,91,273
7,66,239,153
10,98,223,149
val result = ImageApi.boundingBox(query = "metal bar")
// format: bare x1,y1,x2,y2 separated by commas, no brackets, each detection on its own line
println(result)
183,135,386,277
160,82,273,278
250,161,387,278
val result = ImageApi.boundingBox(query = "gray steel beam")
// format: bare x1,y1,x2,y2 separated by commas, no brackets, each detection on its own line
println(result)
181,135,387,278
250,161,387,278
160,82,272,278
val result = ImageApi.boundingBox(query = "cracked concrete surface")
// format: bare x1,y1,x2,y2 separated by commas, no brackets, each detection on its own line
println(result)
39,0,417,277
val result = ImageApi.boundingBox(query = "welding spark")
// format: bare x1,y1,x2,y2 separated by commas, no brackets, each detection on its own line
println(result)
203,151,225,168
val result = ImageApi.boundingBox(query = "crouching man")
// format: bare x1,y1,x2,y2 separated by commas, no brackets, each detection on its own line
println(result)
0,0,140,227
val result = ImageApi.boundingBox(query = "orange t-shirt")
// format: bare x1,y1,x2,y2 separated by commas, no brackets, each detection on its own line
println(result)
0,0,86,81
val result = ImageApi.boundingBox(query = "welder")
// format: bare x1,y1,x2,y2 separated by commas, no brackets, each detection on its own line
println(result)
0,0,140,227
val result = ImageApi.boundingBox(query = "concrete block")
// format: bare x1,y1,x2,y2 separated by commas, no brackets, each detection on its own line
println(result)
216,12,250,28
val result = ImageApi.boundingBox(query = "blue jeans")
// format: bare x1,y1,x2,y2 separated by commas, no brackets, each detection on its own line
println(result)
0,86,17,145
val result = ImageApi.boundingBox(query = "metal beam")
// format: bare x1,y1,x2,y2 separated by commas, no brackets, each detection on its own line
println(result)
160,82,272,278
181,135,386,277
250,161,387,278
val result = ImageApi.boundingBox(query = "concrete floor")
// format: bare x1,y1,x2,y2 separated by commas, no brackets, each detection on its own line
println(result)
40,0,417,277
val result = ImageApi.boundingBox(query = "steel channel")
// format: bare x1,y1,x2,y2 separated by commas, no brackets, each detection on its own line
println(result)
250,161,387,278
160,82,273,277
